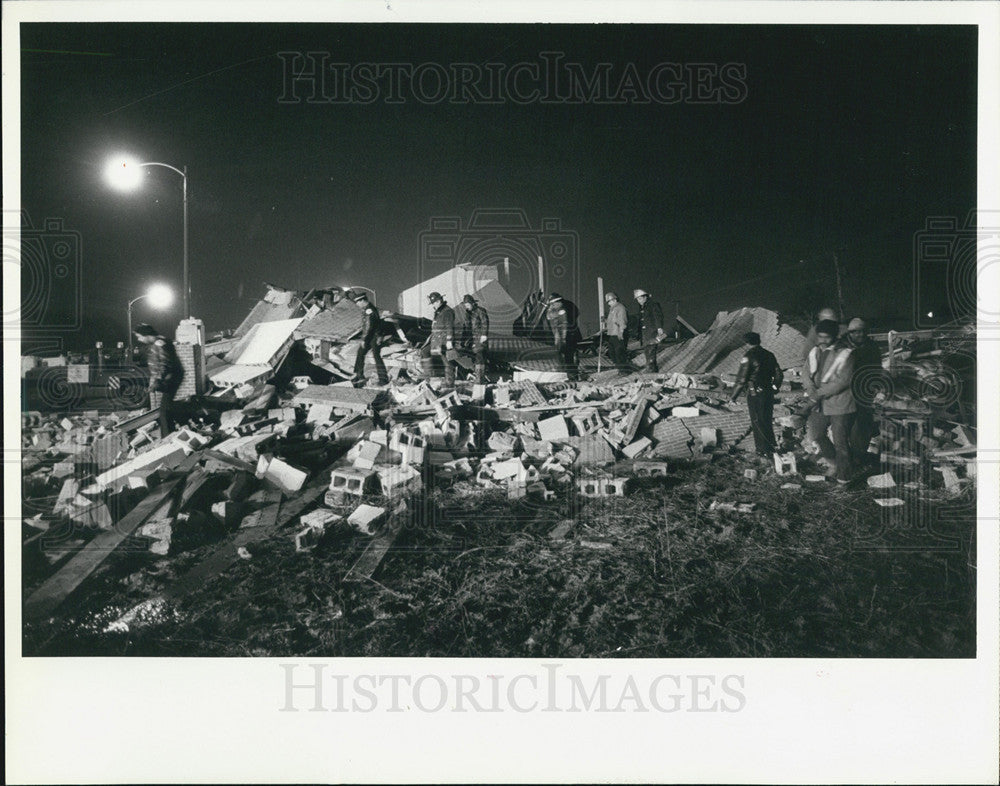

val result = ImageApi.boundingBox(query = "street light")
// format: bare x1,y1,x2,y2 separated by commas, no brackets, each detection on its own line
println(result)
127,283,174,363
105,155,190,319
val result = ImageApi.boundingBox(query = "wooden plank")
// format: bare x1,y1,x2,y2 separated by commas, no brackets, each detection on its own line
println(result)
164,466,335,599
344,524,400,582
24,478,182,621
114,408,159,433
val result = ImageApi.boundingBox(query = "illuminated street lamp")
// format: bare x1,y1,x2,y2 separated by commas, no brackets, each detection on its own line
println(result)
105,156,190,318
127,283,174,362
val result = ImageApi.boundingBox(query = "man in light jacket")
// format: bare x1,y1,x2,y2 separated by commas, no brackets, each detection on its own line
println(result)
604,291,630,374
803,319,856,483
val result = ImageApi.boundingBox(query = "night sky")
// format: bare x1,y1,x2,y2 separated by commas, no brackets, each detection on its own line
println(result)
19,23,976,351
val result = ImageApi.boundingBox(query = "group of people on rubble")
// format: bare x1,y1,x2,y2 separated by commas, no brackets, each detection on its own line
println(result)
729,307,882,486
132,291,882,487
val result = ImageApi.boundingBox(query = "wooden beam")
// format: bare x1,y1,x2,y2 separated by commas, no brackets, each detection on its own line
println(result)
344,524,400,582
24,477,183,621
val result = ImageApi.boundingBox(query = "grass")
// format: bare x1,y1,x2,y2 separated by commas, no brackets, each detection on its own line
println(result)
23,454,976,658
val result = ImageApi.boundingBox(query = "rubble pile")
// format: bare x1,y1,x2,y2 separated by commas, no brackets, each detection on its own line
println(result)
20,286,978,633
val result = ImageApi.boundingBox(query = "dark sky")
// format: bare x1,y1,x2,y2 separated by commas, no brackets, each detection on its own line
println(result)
20,23,976,350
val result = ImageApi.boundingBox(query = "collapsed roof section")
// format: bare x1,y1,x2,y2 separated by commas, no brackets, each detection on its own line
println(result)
397,264,520,334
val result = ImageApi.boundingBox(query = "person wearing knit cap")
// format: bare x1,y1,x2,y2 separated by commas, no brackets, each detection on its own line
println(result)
731,331,784,457
843,317,882,468
803,319,856,483
801,307,843,367
633,288,666,373
132,323,184,436
603,291,630,374
460,294,490,384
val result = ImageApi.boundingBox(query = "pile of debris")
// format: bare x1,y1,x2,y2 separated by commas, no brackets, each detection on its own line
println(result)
21,287,978,628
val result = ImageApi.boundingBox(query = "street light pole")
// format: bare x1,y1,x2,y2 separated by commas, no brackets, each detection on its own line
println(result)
182,165,189,319
107,159,190,319
126,293,147,364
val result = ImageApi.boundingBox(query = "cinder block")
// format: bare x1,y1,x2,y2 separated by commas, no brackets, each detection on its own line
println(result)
571,409,603,437
773,452,797,475
632,461,669,477
328,467,378,497
672,406,701,418
390,429,426,465
375,464,422,496
621,436,652,459
347,504,386,535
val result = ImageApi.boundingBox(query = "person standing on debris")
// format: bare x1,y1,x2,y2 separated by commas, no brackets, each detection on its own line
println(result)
423,291,458,389
730,331,784,457
546,293,582,380
803,319,856,484
350,291,389,387
843,317,882,469
132,323,184,436
603,291,630,374
800,307,840,367
460,294,490,384
634,288,667,372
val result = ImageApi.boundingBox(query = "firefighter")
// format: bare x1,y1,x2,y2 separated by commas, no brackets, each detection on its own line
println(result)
422,291,457,388
546,292,582,380
350,291,389,386
730,331,784,457
132,323,184,436
633,288,666,373
460,294,490,384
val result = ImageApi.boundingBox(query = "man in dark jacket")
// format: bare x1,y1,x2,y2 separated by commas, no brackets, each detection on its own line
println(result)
844,317,882,468
460,294,490,384
133,323,184,435
422,291,458,388
546,293,582,380
634,288,666,373
351,291,389,386
731,331,784,456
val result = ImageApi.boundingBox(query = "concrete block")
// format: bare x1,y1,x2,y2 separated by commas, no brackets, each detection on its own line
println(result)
328,467,378,497
353,440,384,470
537,415,570,442
867,472,896,489
347,504,386,535
260,456,307,494
773,452,797,475
487,430,519,454
672,407,701,418
632,461,669,477
375,464,422,496
700,427,719,449
621,436,652,459
390,430,427,465
95,443,187,492
577,477,630,498
571,409,603,437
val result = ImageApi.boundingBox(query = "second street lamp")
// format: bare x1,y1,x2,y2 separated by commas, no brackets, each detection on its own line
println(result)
105,156,190,319
127,283,174,363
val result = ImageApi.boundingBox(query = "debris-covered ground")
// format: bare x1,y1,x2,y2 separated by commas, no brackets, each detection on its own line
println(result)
21,293,977,657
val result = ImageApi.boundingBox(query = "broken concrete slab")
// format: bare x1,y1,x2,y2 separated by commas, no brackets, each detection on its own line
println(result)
537,414,570,442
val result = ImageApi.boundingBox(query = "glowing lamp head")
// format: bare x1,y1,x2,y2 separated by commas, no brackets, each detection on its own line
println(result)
105,156,144,190
146,283,174,310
